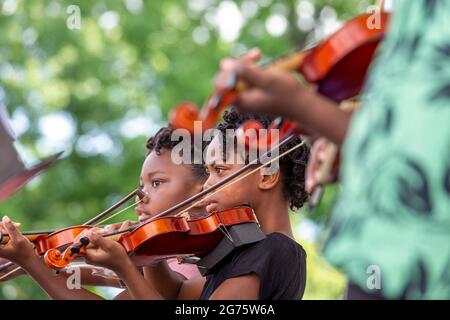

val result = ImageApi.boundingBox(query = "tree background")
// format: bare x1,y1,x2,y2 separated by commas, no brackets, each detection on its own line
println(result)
0,0,374,299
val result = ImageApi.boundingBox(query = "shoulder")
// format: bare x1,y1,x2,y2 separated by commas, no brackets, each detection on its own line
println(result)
232,232,306,268
201,233,307,300
242,232,305,258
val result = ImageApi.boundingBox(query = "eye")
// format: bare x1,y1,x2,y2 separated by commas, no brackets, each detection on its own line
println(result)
215,167,226,174
151,179,162,188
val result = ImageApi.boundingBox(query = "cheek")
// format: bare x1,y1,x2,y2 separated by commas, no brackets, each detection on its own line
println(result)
143,185,177,212
217,178,257,207
143,192,167,213
164,183,197,207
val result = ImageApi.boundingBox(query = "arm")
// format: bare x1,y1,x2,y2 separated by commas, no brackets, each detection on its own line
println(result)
21,255,105,300
117,261,206,300
208,274,260,300
0,260,121,288
289,90,352,145
81,230,207,300
216,49,353,145
75,230,164,300
142,261,185,299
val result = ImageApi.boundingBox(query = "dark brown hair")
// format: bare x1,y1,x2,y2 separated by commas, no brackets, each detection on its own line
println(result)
146,126,207,180
215,110,310,210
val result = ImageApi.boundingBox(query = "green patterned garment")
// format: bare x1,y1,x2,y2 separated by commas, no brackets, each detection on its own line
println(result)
323,0,450,299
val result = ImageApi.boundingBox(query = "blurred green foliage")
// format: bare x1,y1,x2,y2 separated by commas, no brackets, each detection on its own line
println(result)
0,0,374,299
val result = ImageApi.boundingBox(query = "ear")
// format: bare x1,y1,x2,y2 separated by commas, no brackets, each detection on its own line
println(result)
257,168,281,191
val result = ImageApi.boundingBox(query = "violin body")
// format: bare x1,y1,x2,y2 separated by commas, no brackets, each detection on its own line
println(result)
300,12,390,102
44,206,259,269
121,206,257,261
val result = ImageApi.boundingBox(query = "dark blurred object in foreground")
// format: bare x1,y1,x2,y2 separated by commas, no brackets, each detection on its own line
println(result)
0,104,62,203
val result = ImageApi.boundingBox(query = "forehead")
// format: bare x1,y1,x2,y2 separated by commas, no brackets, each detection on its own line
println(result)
205,136,221,166
142,149,192,175
205,135,245,166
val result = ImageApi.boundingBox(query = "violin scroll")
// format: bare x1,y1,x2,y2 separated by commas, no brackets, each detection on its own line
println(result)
44,236,90,270
169,102,201,134
236,117,304,150
169,98,231,135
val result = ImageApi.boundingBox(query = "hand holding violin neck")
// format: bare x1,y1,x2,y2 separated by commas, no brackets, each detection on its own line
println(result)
70,236,90,255
44,236,90,270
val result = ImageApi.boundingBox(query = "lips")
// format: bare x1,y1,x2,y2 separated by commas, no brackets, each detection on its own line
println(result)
135,208,152,222
205,201,219,213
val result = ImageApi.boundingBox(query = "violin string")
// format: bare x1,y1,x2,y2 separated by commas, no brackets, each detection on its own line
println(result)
218,224,233,243
174,139,307,217
93,198,144,227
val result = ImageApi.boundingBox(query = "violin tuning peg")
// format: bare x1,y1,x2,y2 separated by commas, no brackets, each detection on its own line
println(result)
70,246,80,255
79,236,90,246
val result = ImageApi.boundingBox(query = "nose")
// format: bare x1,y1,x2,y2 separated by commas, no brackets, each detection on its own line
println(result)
136,190,149,204
202,176,215,191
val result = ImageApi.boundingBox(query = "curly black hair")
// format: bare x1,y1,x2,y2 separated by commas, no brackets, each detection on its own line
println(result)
146,126,207,181
215,110,310,211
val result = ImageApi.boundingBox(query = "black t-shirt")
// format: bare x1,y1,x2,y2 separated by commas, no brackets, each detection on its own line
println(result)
199,232,307,300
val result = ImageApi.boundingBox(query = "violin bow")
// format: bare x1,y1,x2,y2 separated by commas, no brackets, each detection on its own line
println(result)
72,131,306,250
61,133,307,264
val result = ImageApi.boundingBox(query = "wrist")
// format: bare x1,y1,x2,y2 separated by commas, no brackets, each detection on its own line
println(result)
17,252,41,270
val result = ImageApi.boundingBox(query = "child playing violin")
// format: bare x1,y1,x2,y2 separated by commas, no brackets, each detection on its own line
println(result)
0,126,207,299
66,109,309,300
213,0,450,299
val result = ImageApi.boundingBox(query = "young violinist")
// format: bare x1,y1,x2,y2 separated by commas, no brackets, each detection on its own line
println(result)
66,109,309,300
0,126,207,299
213,0,450,299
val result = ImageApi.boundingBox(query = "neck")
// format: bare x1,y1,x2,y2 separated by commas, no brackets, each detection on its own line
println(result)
253,191,293,239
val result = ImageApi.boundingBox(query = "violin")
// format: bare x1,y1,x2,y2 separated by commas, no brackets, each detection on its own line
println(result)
169,12,390,148
44,206,260,270
243,12,389,149
0,188,145,278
